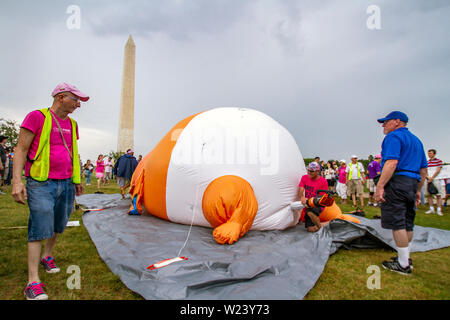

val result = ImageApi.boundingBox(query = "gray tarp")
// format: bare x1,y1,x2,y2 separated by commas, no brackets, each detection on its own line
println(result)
77,194,450,300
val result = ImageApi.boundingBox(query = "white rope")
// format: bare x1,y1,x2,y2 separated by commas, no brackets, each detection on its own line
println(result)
177,186,200,257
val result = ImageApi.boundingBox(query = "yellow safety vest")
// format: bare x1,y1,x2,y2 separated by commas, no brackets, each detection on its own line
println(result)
348,162,361,180
29,108,81,184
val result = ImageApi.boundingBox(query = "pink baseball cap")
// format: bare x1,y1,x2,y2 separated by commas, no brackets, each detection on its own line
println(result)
375,154,382,159
51,82,89,101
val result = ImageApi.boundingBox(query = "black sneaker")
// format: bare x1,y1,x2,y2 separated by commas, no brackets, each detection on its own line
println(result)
382,260,412,275
353,209,366,217
390,256,413,269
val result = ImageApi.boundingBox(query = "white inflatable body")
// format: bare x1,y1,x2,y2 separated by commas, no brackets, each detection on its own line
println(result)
166,108,306,229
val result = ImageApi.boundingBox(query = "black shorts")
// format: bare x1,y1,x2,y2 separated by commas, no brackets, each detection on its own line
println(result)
380,175,418,231
304,207,322,228
327,179,335,187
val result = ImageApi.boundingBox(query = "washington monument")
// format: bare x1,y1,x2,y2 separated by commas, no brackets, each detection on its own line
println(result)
117,35,136,153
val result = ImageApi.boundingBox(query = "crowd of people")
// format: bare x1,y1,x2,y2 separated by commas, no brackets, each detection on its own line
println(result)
310,150,450,214
310,155,382,208
1,82,449,299
80,150,140,196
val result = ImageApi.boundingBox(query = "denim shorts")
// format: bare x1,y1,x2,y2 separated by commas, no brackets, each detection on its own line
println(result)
26,177,75,241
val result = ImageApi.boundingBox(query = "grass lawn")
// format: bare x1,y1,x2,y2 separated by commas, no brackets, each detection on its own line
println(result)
0,178,449,300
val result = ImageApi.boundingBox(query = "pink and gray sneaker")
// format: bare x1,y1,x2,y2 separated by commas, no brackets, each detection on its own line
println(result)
24,282,48,300
40,256,61,273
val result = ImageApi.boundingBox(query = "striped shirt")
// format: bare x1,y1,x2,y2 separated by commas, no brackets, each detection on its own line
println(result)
428,157,443,168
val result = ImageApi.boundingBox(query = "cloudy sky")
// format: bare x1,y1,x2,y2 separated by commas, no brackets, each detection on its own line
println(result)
1,0,449,164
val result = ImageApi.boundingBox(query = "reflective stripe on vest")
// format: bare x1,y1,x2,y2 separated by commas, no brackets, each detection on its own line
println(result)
29,108,81,184
349,163,361,180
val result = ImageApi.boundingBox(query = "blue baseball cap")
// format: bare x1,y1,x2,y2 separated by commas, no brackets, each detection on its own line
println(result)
377,111,408,124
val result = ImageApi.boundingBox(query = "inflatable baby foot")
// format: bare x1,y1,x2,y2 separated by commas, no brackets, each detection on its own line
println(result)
202,175,258,244
213,222,244,245
319,202,360,224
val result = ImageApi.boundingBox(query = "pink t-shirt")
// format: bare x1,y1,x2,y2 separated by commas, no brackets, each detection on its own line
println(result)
21,109,79,179
298,174,328,222
338,166,347,184
96,159,105,173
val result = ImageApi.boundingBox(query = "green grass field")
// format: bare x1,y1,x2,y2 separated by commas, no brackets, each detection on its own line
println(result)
0,178,449,300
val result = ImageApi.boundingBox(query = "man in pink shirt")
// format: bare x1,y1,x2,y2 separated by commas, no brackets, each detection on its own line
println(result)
298,162,329,232
12,82,89,300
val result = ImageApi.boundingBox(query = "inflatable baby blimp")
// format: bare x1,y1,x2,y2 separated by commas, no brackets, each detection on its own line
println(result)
128,107,307,244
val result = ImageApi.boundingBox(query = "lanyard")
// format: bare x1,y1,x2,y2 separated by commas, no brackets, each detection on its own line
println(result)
49,109,73,160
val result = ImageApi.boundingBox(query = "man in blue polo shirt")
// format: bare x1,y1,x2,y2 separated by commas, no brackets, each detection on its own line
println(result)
374,111,427,275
